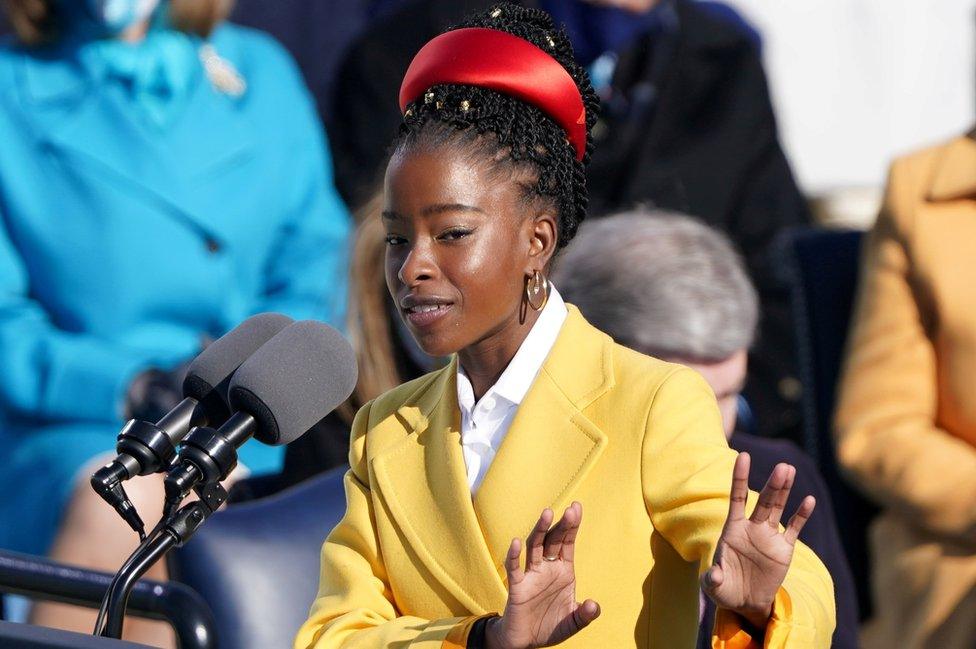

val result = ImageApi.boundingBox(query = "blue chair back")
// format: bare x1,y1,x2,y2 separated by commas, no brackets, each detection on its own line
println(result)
783,226,878,619
168,467,347,649
786,228,862,460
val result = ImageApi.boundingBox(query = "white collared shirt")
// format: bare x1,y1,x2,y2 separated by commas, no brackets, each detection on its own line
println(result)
456,286,568,493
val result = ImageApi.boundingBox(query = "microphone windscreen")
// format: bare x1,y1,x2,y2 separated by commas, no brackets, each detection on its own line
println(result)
182,313,294,423
227,320,358,445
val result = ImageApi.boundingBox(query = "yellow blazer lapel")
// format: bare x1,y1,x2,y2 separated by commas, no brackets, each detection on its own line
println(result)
474,307,613,576
928,130,976,201
370,360,508,614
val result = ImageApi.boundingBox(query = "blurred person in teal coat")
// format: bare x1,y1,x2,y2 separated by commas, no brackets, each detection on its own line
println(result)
0,0,351,642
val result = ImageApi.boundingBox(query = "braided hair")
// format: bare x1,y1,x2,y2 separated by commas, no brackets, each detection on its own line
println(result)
392,3,600,250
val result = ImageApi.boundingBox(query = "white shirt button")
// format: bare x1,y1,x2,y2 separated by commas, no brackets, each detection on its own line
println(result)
481,396,496,411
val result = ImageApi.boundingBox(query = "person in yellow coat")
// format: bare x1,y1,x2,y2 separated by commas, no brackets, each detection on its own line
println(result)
835,131,976,648
296,5,835,648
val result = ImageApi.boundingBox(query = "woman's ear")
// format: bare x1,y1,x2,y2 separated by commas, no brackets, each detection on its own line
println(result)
526,210,558,274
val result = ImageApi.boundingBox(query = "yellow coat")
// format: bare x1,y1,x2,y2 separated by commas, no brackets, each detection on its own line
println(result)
296,307,835,648
835,133,976,649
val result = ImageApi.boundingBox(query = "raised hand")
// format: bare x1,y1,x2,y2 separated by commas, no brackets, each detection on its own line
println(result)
702,453,815,629
486,502,601,649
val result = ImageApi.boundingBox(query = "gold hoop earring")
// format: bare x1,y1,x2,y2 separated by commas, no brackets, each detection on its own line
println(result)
525,270,549,311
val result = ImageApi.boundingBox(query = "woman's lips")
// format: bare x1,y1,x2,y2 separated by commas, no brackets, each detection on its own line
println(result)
404,303,454,328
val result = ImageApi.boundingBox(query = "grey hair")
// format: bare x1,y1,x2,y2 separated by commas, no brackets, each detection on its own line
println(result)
552,209,759,362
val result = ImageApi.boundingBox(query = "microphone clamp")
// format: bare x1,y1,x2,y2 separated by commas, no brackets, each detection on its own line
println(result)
90,458,146,540
163,411,255,507
114,418,180,477
89,414,185,539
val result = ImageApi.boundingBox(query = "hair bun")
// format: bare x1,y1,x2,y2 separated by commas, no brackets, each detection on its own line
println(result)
453,3,598,158
394,2,600,248
400,27,588,160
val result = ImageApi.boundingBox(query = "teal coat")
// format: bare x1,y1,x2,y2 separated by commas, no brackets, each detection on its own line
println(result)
0,24,351,554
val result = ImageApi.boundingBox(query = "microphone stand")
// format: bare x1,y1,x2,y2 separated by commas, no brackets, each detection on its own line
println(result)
97,414,251,638
96,480,229,639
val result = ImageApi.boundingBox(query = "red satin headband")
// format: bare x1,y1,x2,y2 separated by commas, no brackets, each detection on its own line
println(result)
399,27,587,162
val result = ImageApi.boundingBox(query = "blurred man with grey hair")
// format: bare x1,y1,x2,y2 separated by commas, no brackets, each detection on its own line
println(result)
554,210,859,649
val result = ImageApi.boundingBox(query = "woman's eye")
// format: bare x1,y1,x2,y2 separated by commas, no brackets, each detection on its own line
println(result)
385,235,407,246
439,228,473,241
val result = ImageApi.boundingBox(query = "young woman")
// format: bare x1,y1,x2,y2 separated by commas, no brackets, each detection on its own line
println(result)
296,5,834,647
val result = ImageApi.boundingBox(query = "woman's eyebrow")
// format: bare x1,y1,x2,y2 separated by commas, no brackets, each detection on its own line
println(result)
383,204,485,220
421,203,485,216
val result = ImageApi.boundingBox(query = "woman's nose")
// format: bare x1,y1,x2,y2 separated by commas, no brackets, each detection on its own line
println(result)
397,245,437,285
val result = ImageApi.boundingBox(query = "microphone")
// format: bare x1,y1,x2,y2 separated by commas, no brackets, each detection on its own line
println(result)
163,320,358,503
91,313,293,535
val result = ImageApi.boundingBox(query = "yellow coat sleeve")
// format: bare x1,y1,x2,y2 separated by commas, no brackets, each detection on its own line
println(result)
641,368,836,648
294,401,480,648
835,160,976,542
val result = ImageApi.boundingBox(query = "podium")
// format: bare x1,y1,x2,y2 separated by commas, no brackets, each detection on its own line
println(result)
0,621,152,648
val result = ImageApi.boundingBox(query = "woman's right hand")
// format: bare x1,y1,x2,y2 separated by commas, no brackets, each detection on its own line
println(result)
486,502,601,649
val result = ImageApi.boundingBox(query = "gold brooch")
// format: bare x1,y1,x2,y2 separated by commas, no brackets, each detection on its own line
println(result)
199,44,246,97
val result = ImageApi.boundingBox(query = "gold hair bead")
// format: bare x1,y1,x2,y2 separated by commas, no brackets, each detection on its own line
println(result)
490,7,502,18
436,100,444,110
424,91,435,104
460,100,471,112
405,107,414,117
546,35,556,48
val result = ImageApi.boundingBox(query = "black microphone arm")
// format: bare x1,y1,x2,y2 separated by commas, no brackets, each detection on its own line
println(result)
99,413,259,637
98,498,216,639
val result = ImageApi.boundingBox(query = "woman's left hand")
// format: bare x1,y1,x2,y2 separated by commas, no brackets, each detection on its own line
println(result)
702,452,815,630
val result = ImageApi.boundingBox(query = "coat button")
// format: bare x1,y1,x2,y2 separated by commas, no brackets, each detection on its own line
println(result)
205,238,221,254
777,376,803,401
